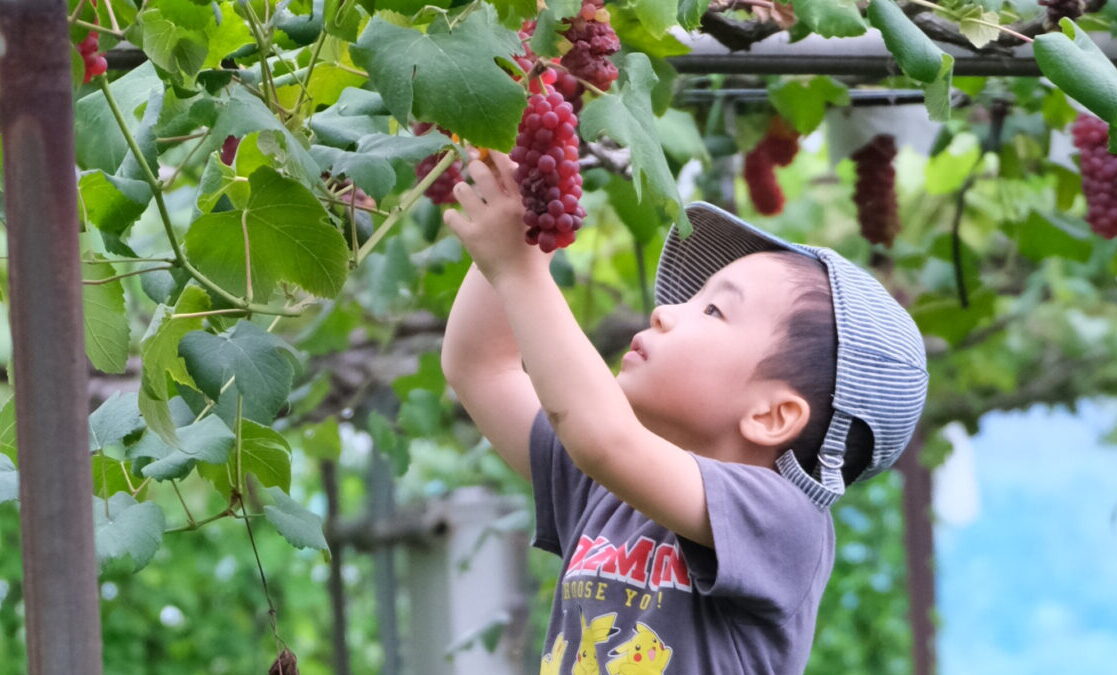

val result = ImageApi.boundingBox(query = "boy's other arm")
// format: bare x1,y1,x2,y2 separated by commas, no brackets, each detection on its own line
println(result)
441,263,539,480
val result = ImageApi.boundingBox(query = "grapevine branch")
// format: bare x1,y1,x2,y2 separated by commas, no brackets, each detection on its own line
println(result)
96,76,300,317
355,150,458,264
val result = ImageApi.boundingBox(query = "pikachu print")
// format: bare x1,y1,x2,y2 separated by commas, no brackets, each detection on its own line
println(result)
540,632,568,675
571,612,618,675
605,622,673,675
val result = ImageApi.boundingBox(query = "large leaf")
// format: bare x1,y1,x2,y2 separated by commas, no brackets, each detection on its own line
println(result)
206,88,324,185
768,76,850,135
199,419,292,497
309,88,392,149
91,455,147,500
74,61,163,173
0,398,15,464
129,415,236,481
185,166,349,300
353,8,525,149
93,492,166,572
1013,211,1095,264
77,171,152,252
179,320,298,423
609,5,691,58
791,0,867,38
580,52,686,233
83,258,130,374
89,392,146,452
139,286,211,444
868,0,953,121
634,0,680,38
262,485,328,552
310,131,451,200
1035,19,1117,150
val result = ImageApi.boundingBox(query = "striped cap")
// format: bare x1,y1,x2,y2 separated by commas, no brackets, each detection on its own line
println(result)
655,202,928,509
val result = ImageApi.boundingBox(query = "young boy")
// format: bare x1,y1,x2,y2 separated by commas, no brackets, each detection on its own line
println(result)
440,152,928,674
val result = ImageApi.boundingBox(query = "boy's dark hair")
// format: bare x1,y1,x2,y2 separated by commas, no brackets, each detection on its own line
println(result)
751,252,873,486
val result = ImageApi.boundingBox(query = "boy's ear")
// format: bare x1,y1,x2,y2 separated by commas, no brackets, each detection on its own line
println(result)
738,390,811,448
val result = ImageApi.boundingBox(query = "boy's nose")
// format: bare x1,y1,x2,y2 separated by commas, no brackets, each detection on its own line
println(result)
650,304,676,331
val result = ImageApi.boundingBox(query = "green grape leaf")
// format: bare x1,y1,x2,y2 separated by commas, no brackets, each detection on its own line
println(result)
135,7,208,87
139,285,210,444
0,455,17,505
179,320,299,424
635,0,680,39
677,0,711,30
1035,18,1117,150
580,52,686,233
83,258,130,374
768,76,850,135
324,0,361,40
129,415,236,481
77,171,152,251
206,2,254,68
923,55,955,123
957,8,1000,49
309,88,392,149
911,287,996,346
604,173,661,244
74,61,163,173
262,485,328,552
93,493,166,572
392,351,446,400
1012,211,1095,263
91,455,147,500
868,0,949,83
398,389,442,437
89,392,145,452
495,0,539,27
116,88,164,185
185,166,349,300
0,398,16,464
792,0,868,38
610,5,691,57
193,153,244,216
311,131,450,200
360,235,418,316
276,64,367,114
199,419,292,497
207,88,323,186
353,8,525,149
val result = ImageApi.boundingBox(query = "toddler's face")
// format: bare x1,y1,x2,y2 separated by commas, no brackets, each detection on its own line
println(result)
617,252,800,443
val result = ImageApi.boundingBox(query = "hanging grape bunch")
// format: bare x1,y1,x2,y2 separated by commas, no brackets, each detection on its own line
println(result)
75,0,107,84
1070,113,1117,239
557,0,621,110
413,122,464,205
743,118,800,216
850,134,901,247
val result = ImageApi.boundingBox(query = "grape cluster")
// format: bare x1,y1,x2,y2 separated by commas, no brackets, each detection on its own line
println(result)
1071,113,1117,239
560,0,620,93
742,120,800,216
1039,0,1085,26
850,134,901,247
510,89,585,252
77,31,107,83
413,122,464,205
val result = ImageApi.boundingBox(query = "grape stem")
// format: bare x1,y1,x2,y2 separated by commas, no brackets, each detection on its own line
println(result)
292,31,327,114
355,150,458,264
82,264,175,285
905,0,1034,43
70,19,123,39
96,76,301,317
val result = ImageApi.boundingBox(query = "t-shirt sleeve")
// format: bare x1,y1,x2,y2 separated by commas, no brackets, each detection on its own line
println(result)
676,453,833,622
528,408,598,558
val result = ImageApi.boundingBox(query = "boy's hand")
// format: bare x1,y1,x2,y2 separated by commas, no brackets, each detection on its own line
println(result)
443,152,551,285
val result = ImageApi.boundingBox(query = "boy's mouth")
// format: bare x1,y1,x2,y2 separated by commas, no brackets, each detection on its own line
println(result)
628,335,648,360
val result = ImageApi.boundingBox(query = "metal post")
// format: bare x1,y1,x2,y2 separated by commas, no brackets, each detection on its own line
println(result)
0,0,101,672
896,432,936,675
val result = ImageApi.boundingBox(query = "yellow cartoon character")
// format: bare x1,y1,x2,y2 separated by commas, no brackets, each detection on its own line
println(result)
571,612,618,675
540,632,568,675
605,622,673,675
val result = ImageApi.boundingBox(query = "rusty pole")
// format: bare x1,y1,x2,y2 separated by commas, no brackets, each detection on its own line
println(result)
896,432,936,675
0,0,102,672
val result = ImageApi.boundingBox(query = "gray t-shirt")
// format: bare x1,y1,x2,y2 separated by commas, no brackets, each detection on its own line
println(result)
530,411,835,675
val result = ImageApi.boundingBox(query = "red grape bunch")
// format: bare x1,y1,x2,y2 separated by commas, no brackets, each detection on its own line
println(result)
743,119,800,216
560,0,621,94
77,31,107,83
413,122,464,205
850,134,901,247
1038,0,1085,27
1071,113,1117,239
510,88,585,253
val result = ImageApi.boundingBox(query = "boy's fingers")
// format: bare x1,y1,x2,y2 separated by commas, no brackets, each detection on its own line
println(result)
470,159,503,202
490,152,519,193
452,180,486,214
442,208,469,234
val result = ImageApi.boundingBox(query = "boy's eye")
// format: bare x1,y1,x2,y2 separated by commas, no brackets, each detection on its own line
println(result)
703,303,723,318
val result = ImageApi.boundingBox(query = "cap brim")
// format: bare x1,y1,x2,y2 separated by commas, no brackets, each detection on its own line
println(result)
655,201,819,306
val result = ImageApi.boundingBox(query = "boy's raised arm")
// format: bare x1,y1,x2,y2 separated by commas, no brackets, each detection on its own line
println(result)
441,172,543,480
